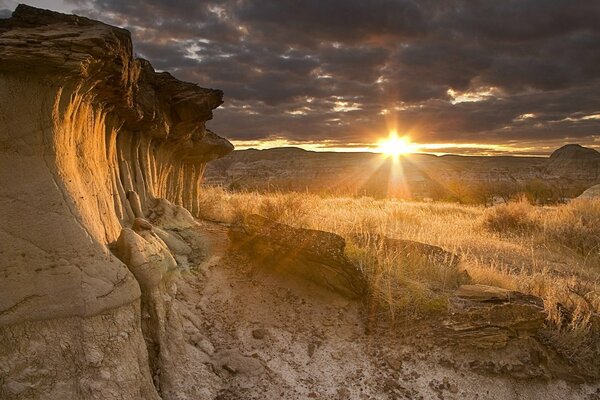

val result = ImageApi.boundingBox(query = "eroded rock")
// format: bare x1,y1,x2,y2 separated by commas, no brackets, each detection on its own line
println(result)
115,226,177,291
444,285,546,349
229,214,366,298
0,5,230,399
214,350,265,377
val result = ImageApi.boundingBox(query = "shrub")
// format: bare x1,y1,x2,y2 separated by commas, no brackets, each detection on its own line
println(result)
258,193,311,227
480,197,538,235
346,238,462,321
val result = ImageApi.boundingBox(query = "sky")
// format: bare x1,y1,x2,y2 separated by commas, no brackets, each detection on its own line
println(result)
2,1,600,155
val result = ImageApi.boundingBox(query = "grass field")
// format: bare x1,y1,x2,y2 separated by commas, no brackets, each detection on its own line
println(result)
198,186,600,362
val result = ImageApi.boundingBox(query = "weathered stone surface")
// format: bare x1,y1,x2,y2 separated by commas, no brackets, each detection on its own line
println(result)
0,303,160,400
213,350,265,377
229,214,366,298
0,5,231,399
444,285,546,349
115,227,177,291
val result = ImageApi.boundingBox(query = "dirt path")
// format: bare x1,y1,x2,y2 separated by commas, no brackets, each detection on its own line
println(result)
173,221,600,400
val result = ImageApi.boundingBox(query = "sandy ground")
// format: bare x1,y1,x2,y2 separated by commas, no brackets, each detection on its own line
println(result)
172,221,600,400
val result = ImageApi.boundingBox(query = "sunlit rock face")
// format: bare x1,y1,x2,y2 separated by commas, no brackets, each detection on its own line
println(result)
0,5,231,399
229,214,367,298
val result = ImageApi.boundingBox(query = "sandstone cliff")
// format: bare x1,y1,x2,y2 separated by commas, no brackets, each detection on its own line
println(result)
0,5,231,399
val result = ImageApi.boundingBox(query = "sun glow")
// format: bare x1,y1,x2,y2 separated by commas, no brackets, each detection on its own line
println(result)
377,131,418,156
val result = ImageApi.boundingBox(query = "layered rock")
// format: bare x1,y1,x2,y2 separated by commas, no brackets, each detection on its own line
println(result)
444,285,546,349
229,214,366,298
0,5,231,399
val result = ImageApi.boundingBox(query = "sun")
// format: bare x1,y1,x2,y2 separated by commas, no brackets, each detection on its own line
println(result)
377,131,418,156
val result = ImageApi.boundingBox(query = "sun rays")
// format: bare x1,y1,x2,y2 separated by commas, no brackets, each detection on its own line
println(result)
376,131,419,157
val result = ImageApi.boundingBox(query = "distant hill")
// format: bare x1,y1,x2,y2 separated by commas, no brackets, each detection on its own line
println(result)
578,184,600,199
204,144,600,202
546,144,600,181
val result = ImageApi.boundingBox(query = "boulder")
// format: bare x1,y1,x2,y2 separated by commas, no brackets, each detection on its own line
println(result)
229,214,366,298
149,198,197,230
444,285,546,349
114,227,177,291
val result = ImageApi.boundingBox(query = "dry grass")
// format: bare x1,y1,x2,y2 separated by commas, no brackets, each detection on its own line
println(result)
197,187,600,345
481,196,538,234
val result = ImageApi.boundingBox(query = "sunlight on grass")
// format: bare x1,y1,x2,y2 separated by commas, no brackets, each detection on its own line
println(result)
198,186,600,342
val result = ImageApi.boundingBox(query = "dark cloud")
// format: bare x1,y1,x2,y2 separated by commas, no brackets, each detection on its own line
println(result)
57,0,600,152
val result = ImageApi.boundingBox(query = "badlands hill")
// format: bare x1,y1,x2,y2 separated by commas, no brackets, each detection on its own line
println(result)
0,5,233,399
205,144,600,199
1,5,600,400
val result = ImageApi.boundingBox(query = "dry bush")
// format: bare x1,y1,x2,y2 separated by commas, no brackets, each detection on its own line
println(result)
257,192,312,227
228,195,260,224
345,242,450,321
480,197,539,235
197,186,230,222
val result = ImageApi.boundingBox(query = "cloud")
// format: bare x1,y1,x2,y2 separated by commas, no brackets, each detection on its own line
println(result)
53,1,600,150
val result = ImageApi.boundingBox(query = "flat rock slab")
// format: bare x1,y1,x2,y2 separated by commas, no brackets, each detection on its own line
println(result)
229,214,366,299
444,284,546,349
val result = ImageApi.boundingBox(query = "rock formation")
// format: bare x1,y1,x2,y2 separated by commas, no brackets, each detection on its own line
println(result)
546,144,600,181
229,214,366,298
444,284,546,350
0,5,231,399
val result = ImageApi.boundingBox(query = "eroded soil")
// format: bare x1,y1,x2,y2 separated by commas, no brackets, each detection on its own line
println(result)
170,221,600,400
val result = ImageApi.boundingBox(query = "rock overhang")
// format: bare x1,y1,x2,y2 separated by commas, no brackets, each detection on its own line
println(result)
0,4,233,161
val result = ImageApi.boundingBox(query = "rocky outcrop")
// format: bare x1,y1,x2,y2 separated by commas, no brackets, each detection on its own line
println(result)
229,214,367,298
444,285,546,349
546,144,600,181
0,5,231,399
